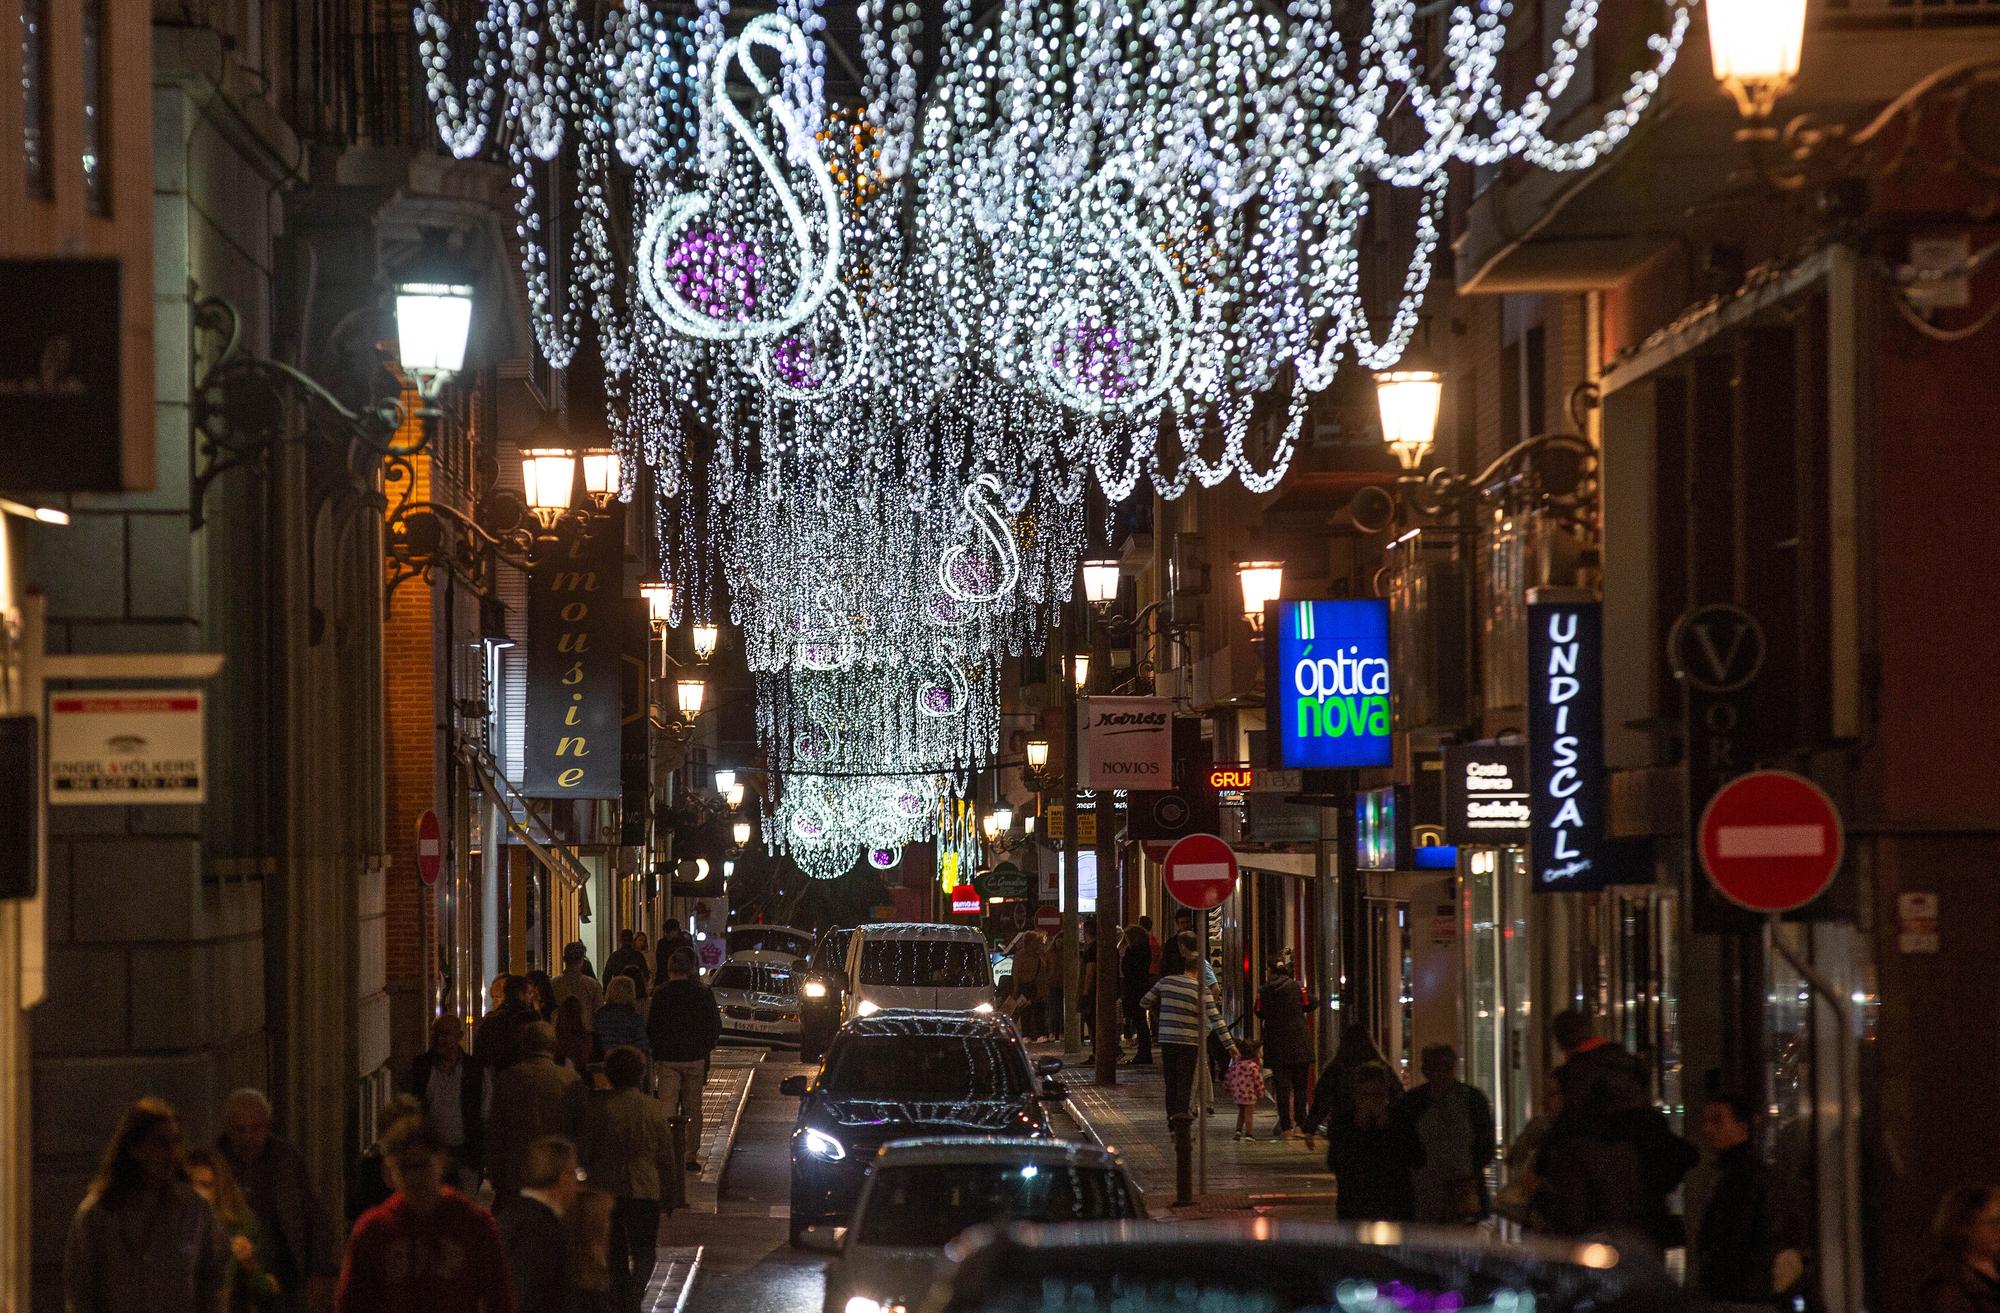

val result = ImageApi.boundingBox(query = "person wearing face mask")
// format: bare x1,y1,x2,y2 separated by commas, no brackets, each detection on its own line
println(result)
64,1098,229,1313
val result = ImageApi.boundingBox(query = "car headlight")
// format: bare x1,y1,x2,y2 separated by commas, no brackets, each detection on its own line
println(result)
801,1127,847,1161
854,998,880,1016
804,980,828,999
972,1001,994,1013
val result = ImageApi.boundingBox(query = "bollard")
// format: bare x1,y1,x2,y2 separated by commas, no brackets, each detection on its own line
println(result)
665,1116,689,1211
1169,1112,1195,1207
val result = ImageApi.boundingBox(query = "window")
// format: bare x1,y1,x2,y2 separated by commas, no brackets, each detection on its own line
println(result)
857,1164,1134,1246
20,0,50,196
80,0,107,213
858,937,990,989
713,961,797,997
822,1034,1030,1098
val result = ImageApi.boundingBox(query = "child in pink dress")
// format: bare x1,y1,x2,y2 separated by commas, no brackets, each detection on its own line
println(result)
1226,1038,1266,1141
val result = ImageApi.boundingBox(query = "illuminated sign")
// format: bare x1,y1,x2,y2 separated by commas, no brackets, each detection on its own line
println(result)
1527,600,1607,892
1206,765,1254,791
1442,743,1530,845
950,884,981,914
1271,599,1393,769
1355,786,1402,871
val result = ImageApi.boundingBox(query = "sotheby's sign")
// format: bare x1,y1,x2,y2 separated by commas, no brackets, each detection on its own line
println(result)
1078,696,1173,789
1270,599,1393,769
1527,599,1606,892
1442,743,1530,846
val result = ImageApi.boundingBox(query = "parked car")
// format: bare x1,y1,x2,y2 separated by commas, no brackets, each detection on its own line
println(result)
800,925,857,1064
816,1138,1142,1313
842,923,995,1020
780,1009,1064,1246
710,952,803,1045
909,1219,1689,1313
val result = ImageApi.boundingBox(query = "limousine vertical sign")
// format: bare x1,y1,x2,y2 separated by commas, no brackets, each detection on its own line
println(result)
1526,598,1607,892
524,509,625,798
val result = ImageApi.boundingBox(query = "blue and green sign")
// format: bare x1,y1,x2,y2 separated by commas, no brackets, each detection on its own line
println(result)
1272,599,1393,769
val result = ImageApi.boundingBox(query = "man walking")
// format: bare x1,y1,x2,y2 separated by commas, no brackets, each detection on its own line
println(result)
552,942,604,1037
218,1088,337,1313
1399,1045,1496,1224
487,1023,586,1201
582,1048,675,1313
646,946,722,1172
476,975,538,1073
406,1013,485,1191
496,1138,581,1313
337,1122,516,1313
1694,1092,1803,1304
603,929,651,999
1141,933,1239,1120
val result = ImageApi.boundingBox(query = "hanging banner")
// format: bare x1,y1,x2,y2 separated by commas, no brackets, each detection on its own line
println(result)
1077,696,1173,789
524,510,624,798
1269,599,1393,769
1527,599,1607,892
1442,743,1530,846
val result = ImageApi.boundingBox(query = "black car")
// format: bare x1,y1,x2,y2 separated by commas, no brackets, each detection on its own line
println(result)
913,1219,1691,1313
780,1009,1064,1246
799,925,856,1063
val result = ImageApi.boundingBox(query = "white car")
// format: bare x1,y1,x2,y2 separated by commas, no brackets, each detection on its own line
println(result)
710,951,804,1045
815,1137,1143,1313
725,924,816,962
842,923,996,1020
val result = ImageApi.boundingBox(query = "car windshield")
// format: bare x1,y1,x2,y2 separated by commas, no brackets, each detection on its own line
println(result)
858,1164,1134,1247
713,962,796,996
858,938,991,989
727,928,812,958
822,1034,1030,1098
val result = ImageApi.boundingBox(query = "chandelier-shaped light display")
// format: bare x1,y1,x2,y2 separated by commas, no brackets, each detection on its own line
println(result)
412,0,1693,876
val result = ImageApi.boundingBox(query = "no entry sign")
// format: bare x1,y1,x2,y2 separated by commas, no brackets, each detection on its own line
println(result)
1035,905,1062,935
1698,771,1843,913
417,809,443,886
1161,833,1240,911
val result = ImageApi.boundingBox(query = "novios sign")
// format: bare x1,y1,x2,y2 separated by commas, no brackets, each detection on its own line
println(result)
1527,599,1606,892
1078,696,1174,789
1272,599,1392,769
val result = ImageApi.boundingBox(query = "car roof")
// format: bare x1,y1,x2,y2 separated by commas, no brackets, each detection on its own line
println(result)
717,950,803,967
854,922,988,942
872,1137,1123,1170
837,1009,1018,1040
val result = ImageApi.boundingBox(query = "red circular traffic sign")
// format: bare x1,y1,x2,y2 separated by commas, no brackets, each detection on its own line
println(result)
1035,905,1062,935
1161,833,1240,911
416,809,443,886
1698,771,1843,913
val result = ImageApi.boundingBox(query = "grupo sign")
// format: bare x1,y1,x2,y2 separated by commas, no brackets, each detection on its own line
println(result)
1078,696,1173,789
1527,599,1606,892
1442,743,1530,846
1270,599,1392,769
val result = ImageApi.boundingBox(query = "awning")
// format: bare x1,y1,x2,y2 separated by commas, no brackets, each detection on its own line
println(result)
458,741,591,891
1235,850,1317,879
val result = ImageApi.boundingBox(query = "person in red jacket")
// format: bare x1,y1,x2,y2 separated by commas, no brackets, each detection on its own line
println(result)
337,1122,518,1313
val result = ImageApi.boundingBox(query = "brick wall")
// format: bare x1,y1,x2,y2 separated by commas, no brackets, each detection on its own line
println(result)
382,433,439,1067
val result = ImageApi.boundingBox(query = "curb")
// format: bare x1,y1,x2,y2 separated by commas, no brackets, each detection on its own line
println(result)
645,1244,703,1313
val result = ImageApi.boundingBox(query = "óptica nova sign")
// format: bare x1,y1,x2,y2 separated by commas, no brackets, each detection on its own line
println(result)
1291,645,1390,742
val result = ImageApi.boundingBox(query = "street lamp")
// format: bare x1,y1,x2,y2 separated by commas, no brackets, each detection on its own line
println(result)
1236,561,1286,637
691,623,721,662
991,804,1014,834
725,781,746,809
1025,739,1050,772
641,580,675,633
675,676,707,718
1081,559,1122,611
578,447,620,508
981,812,1005,843
520,449,579,527
394,234,475,399
732,818,753,847
1374,369,1445,471
1707,0,1807,123
1069,652,1091,691
713,768,738,796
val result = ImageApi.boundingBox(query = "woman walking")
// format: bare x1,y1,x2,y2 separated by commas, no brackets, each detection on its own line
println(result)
1255,964,1314,1136
1120,923,1155,1065
64,1098,229,1313
186,1147,283,1313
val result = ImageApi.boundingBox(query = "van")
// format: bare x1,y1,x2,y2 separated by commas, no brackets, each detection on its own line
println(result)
842,922,996,1019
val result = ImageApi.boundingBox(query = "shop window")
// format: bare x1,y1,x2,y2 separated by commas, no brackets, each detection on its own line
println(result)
20,0,50,197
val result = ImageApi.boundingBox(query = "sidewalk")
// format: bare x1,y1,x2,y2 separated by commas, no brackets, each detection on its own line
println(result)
682,1045,761,1213
1038,1041,1334,1218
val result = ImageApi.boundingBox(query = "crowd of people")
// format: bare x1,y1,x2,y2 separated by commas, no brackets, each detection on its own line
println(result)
64,929,724,1313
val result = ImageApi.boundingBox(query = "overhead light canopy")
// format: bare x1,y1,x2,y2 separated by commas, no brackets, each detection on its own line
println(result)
1374,369,1445,472
1236,561,1286,635
1707,0,1807,121
1024,738,1051,771
1081,559,1122,608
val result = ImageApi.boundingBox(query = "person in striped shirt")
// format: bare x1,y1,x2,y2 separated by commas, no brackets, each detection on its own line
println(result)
1141,933,1240,1119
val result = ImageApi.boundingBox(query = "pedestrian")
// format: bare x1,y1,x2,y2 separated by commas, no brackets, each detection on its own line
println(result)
582,1047,675,1313
1120,922,1154,1065
1325,1063,1423,1222
496,1137,582,1313
1532,1046,1693,1246
554,942,605,1033
593,974,650,1061
1495,1073,1563,1227
1007,930,1046,1039
1399,1044,1495,1225
336,1121,516,1313
604,930,651,1000
1157,909,1195,978
1302,1023,1396,1147
186,1147,283,1313
555,995,595,1075
406,1011,486,1190
488,1021,587,1201
1255,964,1314,1136
1694,1092,1804,1306
477,974,538,1073
1139,915,1161,977
526,969,560,1024
219,1088,338,1313
646,946,723,1173
1927,1186,2000,1313
65,1098,229,1313
1550,1008,1631,1091
1140,932,1240,1120
653,920,692,982
1076,920,1098,1045
348,1093,425,1228
1226,1038,1267,1141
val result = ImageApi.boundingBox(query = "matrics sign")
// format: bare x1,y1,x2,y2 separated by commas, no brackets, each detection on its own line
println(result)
1270,599,1392,769
49,691,205,804
1077,696,1172,789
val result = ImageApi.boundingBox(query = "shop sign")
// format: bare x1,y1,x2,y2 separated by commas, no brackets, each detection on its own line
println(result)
1527,600,1607,892
950,884,981,915
1207,765,1253,791
1246,793,1321,844
1077,696,1173,788
1355,785,1402,870
1270,599,1393,769
48,691,204,804
0,259,124,492
1045,804,1096,845
978,862,1033,900
524,512,624,798
1442,743,1530,846
1250,768,1303,794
